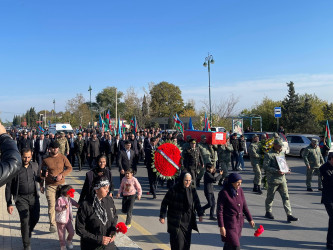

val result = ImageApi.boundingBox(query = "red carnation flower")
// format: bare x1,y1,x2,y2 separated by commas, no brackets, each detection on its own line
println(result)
116,222,128,234
67,188,75,198
254,225,264,237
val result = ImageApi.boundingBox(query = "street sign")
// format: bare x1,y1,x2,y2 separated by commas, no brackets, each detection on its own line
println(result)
274,107,282,118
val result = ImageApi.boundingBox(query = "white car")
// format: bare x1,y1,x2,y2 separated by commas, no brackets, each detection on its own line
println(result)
286,134,319,157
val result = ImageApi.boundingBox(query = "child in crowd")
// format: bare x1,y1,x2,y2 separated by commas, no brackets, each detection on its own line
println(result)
202,163,223,220
55,185,79,250
117,168,142,229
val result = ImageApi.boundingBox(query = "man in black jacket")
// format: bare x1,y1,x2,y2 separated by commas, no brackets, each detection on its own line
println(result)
230,133,239,171
102,134,115,170
34,133,49,167
144,137,157,199
18,131,32,153
5,148,42,250
320,152,333,249
87,133,100,169
117,141,136,181
0,123,22,187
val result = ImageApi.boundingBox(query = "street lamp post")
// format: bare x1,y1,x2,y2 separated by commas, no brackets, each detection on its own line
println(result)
203,53,214,125
88,85,92,128
53,99,55,121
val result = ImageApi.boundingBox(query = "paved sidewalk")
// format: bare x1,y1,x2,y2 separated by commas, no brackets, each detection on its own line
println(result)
0,183,141,250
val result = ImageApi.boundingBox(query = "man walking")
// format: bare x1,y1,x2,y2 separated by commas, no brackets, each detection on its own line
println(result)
320,152,333,249
249,134,263,194
35,133,49,167
40,141,72,233
303,138,324,191
118,140,136,181
5,148,42,250
74,132,85,171
264,139,298,223
144,137,158,198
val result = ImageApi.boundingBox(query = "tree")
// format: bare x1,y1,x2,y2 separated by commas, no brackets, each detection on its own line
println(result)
65,93,92,128
96,87,125,118
240,97,282,131
299,93,327,121
123,87,141,122
150,81,184,117
298,96,320,133
180,99,196,117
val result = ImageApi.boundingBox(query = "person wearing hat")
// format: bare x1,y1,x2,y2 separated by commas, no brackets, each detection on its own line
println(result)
181,135,192,152
40,141,73,233
303,138,324,191
56,132,69,156
198,135,217,187
248,134,263,194
76,175,118,250
217,135,234,185
182,138,204,188
319,135,330,163
230,133,240,171
263,139,298,222
320,152,333,249
217,173,255,249
74,132,85,171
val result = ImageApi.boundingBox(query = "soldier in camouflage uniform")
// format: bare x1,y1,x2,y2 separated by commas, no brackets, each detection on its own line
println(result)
248,134,263,194
217,136,233,184
303,138,324,191
182,139,204,188
264,139,298,223
74,133,85,171
197,135,217,187
56,132,69,156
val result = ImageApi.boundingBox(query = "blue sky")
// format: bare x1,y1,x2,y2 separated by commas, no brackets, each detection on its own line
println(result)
1,0,333,122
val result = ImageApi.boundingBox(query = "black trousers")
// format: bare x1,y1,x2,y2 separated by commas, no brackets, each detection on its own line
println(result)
325,203,333,248
15,194,40,248
202,192,216,218
231,152,239,170
146,166,157,195
170,229,192,250
106,153,113,170
76,152,85,170
122,195,136,225
69,148,76,166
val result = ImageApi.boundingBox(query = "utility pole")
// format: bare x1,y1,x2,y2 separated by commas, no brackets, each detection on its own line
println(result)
115,88,118,128
53,99,55,121
88,85,92,128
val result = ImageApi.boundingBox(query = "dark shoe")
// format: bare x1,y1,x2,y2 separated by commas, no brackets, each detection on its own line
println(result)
265,212,274,220
153,194,157,199
253,184,258,192
257,185,263,195
287,215,298,222
307,188,313,192
209,216,217,220
24,246,31,250
49,225,56,233
319,188,323,191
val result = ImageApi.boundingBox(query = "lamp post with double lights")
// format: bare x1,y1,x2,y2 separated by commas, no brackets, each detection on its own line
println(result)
203,53,214,125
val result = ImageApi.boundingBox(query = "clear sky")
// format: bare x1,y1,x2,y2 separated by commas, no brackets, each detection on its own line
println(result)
1,0,333,122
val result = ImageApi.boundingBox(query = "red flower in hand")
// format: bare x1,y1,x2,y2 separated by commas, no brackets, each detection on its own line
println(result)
67,188,75,198
254,225,264,237
116,222,128,234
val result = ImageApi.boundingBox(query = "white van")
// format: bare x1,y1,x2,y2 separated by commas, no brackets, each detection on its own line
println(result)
48,123,74,135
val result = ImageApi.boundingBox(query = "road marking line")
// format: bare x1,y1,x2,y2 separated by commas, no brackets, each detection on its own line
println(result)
67,174,170,250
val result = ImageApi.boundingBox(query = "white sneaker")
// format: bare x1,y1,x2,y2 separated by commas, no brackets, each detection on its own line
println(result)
66,240,73,249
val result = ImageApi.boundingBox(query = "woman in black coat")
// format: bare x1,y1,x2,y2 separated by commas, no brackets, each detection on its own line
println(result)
217,173,255,250
76,175,118,250
79,155,114,204
159,172,204,250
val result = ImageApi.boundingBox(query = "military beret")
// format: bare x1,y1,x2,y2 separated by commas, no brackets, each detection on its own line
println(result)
189,139,196,144
186,135,192,140
253,134,259,138
49,141,60,148
201,135,207,139
311,138,319,144
60,132,65,135
273,132,279,138
78,133,82,136
273,139,284,146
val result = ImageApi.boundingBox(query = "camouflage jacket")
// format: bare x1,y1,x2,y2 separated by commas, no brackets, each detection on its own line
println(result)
248,142,260,165
263,148,286,184
217,142,233,163
57,137,69,155
198,143,215,164
303,145,324,168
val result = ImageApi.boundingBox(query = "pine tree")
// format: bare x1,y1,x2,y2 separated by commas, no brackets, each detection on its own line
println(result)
282,81,301,132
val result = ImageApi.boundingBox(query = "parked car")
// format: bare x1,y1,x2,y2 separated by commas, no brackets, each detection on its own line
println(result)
286,134,320,157
211,127,227,132
243,132,290,155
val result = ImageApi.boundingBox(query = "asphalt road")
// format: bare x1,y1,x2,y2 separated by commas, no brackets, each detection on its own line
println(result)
67,156,329,250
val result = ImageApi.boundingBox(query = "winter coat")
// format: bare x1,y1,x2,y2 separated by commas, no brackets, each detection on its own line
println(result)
0,134,22,187
217,186,252,247
160,182,204,234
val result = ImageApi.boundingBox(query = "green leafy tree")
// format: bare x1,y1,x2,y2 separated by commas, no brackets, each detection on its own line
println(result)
150,81,184,118
297,96,320,133
66,94,92,127
96,87,125,117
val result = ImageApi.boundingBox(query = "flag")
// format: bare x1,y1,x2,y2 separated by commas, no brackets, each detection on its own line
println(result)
325,120,332,148
188,117,194,130
203,113,211,131
117,117,122,139
38,125,45,133
134,116,138,134
173,113,184,133
105,110,112,131
99,114,105,131
122,120,126,135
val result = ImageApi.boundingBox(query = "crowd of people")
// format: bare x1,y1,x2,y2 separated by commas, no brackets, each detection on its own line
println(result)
1,123,333,249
